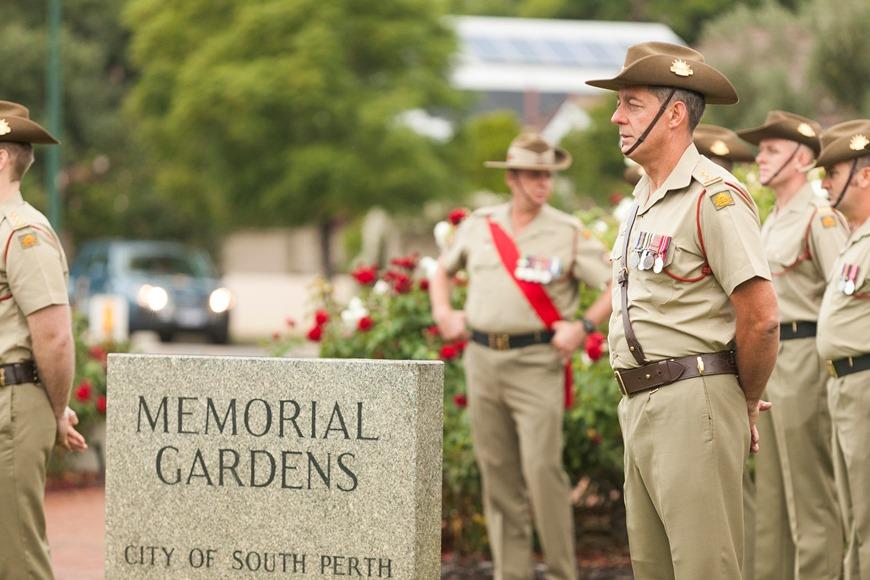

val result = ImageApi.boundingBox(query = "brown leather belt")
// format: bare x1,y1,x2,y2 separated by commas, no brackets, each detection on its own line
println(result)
614,351,738,397
825,353,870,379
0,360,39,387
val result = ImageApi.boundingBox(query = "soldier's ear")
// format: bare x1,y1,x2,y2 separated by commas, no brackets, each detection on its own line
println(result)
668,100,688,130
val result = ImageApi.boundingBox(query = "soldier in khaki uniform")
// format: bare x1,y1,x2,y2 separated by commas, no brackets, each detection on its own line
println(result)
692,123,760,580
815,119,870,580
737,111,847,580
586,43,780,578
0,100,87,580
430,133,613,580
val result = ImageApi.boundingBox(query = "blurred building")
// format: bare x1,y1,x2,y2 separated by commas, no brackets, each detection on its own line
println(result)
451,16,683,128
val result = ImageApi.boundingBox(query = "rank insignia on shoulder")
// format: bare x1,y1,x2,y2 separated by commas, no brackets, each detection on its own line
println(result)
820,214,837,228
18,233,39,249
711,191,735,210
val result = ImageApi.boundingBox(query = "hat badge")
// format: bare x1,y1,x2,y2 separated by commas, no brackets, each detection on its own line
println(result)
797,123,816,138
849,134,869,152
710,140,730,157
0,119,10,136
670,59,694,77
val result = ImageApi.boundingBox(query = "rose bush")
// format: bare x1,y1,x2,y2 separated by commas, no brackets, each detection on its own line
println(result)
272,209,626,554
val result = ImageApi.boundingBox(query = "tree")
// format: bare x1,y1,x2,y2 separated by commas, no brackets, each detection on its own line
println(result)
0,0,153,245
560,98,631,208
697,1,820,130
455,110,522,194
450,0,767,43
807,0,870,116
124,0,462,276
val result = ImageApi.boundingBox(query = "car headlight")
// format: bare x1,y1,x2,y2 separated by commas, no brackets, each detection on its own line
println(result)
137,284,169,312
209,288,233,313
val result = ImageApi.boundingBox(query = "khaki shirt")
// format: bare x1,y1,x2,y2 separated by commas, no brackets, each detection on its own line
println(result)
762,183,848,322
443,203,611,334
816,218,870,360
608,144,771,370
0,191,69,364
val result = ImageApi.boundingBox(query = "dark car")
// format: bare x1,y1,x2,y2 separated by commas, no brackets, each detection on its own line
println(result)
69,240,234,343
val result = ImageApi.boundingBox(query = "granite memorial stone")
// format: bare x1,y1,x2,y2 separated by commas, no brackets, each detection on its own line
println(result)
104,355,443,579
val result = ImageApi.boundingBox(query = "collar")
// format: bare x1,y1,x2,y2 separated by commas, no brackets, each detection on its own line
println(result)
638,144,701,215
0,191,24,211
846,217,870,248
776,182,814,216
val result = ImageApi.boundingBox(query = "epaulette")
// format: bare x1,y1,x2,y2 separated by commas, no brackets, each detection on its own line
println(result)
0,206,32,232
814,204,846,230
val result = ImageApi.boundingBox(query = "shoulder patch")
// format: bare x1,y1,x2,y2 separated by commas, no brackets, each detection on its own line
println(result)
710,190,735,210
18,232,40,249
820,214,837,229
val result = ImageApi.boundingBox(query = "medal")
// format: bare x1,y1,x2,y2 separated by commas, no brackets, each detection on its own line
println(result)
653,235,671,274
640,232,656,271
845,279,856,295
841,264,859,295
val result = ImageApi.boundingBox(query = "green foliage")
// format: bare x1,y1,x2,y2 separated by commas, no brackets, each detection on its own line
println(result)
455,110,522,193
124,0,463,249
561,98,632,207
0,0,156,244
450,0,766,43
68,313,129,438
807,0,870,116
698,1,818,130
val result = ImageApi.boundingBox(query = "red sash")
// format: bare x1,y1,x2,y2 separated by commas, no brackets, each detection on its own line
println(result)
487,218,574,408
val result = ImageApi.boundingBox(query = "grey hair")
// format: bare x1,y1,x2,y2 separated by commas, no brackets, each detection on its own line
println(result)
648,86,706,131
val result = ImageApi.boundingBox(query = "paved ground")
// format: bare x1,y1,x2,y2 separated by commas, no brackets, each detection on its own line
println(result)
46,487,105,580
46,486,632,579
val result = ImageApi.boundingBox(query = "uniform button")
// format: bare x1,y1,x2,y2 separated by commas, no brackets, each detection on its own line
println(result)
645,374,651,379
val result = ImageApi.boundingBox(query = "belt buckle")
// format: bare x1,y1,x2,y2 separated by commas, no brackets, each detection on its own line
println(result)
614,370,628,397
825,360,838,379
0,368,5,388
489,333,510,351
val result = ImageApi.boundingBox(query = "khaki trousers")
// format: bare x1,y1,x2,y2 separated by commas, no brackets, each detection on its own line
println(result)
755,337,842,580
828,368,870,580
0,382,57,580
618,373,749,580
464,342,577,580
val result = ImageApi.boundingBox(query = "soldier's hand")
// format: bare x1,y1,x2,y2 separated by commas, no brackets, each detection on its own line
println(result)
551,321,586,363
435,309,468,342
56,406,88,453
747,399,772,454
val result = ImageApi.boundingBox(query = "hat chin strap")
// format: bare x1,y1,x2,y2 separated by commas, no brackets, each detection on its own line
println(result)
761,143,802,186
624,88,676,157
832,158,859,209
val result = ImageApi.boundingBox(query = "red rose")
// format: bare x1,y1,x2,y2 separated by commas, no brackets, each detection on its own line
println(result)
453,393,468,409
96,395,107,415
440,344,458,360
314,309,330,326
357,316,374,332
585,331,606,362
425,325,439,337
448,208,468,225
418,278,430,291
609,192,625,206
455,340,468,353
351,265,378,286
393,273,413,294
390,255,418,271
306,325,323,342
75,381,92,402
88,345,107,364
